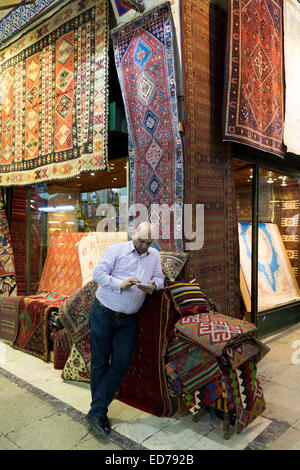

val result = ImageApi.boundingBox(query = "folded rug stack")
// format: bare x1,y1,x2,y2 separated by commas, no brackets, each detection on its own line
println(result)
165,282,270,434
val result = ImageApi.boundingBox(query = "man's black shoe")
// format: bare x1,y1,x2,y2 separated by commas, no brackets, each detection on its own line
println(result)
103,415,111,434
85,414,107,439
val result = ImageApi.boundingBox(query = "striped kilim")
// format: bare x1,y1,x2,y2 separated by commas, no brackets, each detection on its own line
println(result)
168,282,214,315
225,340,261,369
175,313,257,357
113,3,184,251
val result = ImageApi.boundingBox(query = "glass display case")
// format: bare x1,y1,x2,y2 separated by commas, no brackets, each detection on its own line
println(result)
8,157,128,295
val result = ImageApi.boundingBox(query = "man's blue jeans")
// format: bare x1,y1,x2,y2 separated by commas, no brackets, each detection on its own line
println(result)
88,298,137,418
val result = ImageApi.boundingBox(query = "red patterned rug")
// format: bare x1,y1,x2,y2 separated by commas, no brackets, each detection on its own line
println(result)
113,3,184,251
223,0,284,157
181,0,241,318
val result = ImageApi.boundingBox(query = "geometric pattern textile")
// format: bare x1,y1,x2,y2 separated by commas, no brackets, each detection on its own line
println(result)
77,231,128,286
167,337,221,395
181,0,241,318
113,3,184,251
283,0,300,155
175,312,257,357
223,360,257,411
120,0,144,10
7,187,26,295
160,252,189,282
13,296,66,361
0,0,108,186
38,232,87,295
236,379,266,434
0,195,17,296
62,341,91,383
59,280,97,344
53,327,72,370
0,296,21,343
118,288,180,417
223,0,285,157
225,340,261,369
0,0,56,43
60,287,181,418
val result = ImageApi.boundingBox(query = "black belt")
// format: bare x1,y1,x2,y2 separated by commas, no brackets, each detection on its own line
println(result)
98,300,138,319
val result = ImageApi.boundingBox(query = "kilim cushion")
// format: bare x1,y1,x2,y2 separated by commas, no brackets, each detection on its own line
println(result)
166,336,221,396
175,312,257,357
167,282,213,315
160,252,189,282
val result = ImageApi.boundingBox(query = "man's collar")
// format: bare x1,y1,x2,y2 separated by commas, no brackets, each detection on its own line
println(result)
130,240,150,257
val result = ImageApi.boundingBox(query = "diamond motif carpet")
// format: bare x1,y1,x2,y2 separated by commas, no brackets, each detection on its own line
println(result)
14,295,66,361
223,0,284,157
113,3,184,251
0,0,109,186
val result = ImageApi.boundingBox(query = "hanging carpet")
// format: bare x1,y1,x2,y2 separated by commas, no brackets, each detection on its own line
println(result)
0,0,109,186
283,0,300,155
223,0,284,157
181,0,240,318
113,3,184,251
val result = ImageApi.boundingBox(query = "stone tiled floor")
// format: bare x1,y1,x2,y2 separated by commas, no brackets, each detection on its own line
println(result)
1,322,300,450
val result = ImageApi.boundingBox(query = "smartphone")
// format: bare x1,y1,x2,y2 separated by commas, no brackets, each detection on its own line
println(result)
135,283,153,288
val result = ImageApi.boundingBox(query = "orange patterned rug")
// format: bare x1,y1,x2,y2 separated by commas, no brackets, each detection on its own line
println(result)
0,0,109,186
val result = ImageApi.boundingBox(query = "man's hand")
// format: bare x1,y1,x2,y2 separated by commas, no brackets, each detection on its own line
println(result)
136,281,156,294
120,278,140,291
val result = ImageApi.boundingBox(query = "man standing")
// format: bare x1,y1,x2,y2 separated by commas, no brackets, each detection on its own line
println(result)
85,222,165,438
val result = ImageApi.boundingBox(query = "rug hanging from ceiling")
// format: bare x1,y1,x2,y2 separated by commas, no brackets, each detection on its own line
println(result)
181,0,241,318
0,194,17,297
0,0,108,186
113,3,184,251
223,0,284,157
0,0,56,44
283,0,300,155
60,287,180,417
